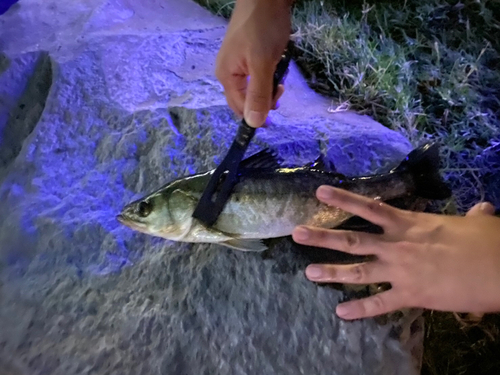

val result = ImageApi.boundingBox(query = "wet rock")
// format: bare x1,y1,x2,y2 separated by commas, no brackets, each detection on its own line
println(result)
0,1,423,374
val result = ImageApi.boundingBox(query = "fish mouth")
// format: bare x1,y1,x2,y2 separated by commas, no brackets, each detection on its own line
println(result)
116,213,147,232
116,214,134,227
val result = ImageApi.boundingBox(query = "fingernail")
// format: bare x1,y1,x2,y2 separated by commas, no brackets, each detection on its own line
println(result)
293,226,310,241
336,303,353,319
245,110,266,128
317,185,335,200
479,202,494,214
273,100,280,110
306,265,323,279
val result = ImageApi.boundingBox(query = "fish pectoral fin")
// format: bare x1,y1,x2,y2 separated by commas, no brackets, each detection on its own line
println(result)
220,238,268,252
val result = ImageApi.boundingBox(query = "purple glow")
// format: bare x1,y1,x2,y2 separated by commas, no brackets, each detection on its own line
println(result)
0,0,17,15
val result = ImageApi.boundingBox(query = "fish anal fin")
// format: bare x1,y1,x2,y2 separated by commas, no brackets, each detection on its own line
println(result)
220,238,268,252
333,215,384,234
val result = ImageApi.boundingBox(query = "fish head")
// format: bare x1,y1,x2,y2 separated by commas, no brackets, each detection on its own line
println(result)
117,192,169,235
117,187,196,240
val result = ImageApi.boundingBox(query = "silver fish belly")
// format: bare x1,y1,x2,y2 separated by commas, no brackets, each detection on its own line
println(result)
178,169,409,243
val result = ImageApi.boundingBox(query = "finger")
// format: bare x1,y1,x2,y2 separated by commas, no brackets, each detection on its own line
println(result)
225,89,245,118
215,56,247,114
292,226,385,256
466,202,496,217
335,289,404,320
244,60,275,128
272,84,285,110
258,117,274,128
316,186,402,230
305,261,390,285
220,74,247,115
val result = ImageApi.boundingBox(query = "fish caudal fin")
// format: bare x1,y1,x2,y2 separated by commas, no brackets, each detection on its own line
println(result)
393,143,452,200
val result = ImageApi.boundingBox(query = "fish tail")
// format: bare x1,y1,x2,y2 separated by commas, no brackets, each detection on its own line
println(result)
393,143,452,200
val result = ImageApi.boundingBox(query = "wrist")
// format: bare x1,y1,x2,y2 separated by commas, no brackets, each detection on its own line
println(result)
238,0,293,9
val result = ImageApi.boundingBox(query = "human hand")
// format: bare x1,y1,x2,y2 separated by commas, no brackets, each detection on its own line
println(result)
215,0,292,128
292,185,500,320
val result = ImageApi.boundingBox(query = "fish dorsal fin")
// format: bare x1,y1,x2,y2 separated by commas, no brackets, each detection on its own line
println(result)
309,155,338,174
240,149,282,170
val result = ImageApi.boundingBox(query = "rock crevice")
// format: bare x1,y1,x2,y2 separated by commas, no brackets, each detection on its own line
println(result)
0,52,52,175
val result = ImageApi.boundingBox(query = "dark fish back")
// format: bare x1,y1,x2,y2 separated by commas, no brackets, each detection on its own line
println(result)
233,167,345,197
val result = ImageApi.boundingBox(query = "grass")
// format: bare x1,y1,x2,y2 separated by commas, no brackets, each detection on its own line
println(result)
197,0,500,214
195,0,500,374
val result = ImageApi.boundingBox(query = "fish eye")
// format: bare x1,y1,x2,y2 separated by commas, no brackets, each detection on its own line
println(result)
137,200,152,217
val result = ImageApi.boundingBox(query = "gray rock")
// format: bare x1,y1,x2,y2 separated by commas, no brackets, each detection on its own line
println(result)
0,0,424,374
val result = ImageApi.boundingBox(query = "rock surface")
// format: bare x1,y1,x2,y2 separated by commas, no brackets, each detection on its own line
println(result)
0,1,425,374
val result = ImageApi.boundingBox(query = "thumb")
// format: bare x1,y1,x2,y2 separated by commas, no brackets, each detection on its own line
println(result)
466,202,496,217
244,63,274,128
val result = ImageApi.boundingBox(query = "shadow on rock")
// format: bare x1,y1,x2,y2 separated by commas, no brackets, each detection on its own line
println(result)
0,52,53,177
260,195,429,313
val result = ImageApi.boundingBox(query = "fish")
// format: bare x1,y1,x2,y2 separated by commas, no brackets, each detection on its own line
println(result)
117,143,451,252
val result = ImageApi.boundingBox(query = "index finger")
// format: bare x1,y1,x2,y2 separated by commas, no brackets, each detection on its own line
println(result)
316,186,402,231
219,76,247,116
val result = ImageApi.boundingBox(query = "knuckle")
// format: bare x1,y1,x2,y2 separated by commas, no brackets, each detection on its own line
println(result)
367,199,398,221
350,264,366,283
344,232,361,251
368,294,387,314
323,266,337,280
366,199,382,213
314,228,330,243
